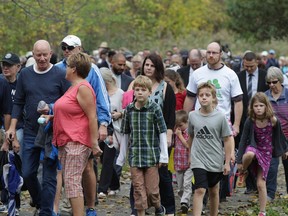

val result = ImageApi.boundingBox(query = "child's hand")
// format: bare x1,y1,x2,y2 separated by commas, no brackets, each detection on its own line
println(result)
223,163,230,175
175,128,182,137
12,139,20,153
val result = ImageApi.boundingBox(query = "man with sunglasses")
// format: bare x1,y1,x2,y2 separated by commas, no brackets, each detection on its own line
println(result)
55,35,110,216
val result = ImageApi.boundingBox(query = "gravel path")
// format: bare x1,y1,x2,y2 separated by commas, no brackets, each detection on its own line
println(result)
4,161,287,216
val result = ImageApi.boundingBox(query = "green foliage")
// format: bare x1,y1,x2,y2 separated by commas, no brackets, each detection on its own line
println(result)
225,0,288,41
0,0,287,56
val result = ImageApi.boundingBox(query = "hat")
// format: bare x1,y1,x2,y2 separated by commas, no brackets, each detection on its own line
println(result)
167,63,181,72
269,49,275,55
1,53,20,64
99,41,108,48
261,51,268,56
61,35,81,47
124,51,133,59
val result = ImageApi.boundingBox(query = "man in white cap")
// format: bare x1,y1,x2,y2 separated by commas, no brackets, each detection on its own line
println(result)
56,35,110,216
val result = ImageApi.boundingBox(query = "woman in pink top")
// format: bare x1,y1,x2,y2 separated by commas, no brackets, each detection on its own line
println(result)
47,53,101,216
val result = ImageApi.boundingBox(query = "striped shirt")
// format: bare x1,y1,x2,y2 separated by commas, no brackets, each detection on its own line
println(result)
121,99,167,167
265,87,288,137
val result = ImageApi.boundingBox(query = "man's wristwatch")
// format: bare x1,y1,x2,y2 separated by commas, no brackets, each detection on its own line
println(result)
100,122,108,127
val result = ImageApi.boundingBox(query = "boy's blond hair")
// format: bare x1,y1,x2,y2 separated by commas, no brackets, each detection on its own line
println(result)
197,82,218,105
132,75,152,92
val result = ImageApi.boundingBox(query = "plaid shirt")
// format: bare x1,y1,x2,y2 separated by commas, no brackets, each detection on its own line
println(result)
121,99,167,167
174,128,190,171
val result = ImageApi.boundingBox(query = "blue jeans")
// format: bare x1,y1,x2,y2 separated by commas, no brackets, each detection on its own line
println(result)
22,134,57,216
266,157,279,199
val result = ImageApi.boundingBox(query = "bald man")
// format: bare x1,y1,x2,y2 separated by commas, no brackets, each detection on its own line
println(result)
5,40,70,215
184,42,243,135
177,49,203,87
184,42,243,216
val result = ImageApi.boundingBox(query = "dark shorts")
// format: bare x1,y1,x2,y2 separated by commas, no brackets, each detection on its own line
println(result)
192,168,223,189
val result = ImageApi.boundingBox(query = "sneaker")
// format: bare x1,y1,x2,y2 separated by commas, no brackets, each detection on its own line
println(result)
155,205,166,216
86,208,97,216
16,208,20,216
244,188,257,194
181,203,189,214
236,171,248,188
108,189,119,196
0,205,8,213
98,192,107,199
258,212,266,216
267,196,273,202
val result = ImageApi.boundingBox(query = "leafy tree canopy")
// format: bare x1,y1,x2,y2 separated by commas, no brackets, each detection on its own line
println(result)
225,0,288,41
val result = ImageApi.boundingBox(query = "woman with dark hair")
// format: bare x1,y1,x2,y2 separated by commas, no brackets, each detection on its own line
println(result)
128,53,176,215
164,69,186,110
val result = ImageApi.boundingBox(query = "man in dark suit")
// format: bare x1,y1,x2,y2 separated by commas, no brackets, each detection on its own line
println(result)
97,50,116,69
111,53,133,91
177,49,203,87
237,51,269,194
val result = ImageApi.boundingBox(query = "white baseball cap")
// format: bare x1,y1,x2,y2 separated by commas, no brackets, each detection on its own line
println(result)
61,35,81,46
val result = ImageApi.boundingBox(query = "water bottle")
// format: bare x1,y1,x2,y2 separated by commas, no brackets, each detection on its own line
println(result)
37,117,46,124
104,137,114,148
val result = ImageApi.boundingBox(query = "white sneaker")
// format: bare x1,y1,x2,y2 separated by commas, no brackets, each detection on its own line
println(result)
98,192,107,198
16,208,20,216
0,205,8,213
108,189,119,196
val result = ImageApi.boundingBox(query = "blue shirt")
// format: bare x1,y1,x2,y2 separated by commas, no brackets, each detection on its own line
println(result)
12,65,70,136
55,59,111,125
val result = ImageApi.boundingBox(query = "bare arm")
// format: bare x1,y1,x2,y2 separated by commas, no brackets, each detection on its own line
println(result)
232,100,243,136
183,96,196,113
77,85,101,156
223,135,233,175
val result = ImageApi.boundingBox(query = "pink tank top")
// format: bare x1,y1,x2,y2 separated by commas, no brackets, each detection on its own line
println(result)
53,81,96,147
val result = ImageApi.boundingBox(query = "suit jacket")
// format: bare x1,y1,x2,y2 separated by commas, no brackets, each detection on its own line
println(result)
237,68,269,122
97,60,109,69
121,73,134,92
177,65,190,87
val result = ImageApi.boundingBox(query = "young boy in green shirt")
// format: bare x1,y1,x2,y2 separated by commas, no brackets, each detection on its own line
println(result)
116,75,168,216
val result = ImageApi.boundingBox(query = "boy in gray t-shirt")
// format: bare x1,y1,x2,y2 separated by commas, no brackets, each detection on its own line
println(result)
187,82,233,216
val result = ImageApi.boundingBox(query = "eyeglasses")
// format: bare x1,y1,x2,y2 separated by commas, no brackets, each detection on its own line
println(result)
206,51,220,55
61,45,75,51
266,80,279,85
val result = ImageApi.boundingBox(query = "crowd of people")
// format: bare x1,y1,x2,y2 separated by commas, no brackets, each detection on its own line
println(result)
0,37,287,216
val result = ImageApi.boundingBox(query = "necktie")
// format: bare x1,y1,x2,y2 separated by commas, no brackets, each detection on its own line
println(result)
247,74,253,100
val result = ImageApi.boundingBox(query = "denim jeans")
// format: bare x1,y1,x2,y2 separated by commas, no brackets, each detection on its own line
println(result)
22,134,57,216
266,157,279,199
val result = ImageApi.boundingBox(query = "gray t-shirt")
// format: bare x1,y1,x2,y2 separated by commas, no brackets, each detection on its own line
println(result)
188,109,232,172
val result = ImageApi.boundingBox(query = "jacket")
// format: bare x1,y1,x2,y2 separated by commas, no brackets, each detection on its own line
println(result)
237,117,288,164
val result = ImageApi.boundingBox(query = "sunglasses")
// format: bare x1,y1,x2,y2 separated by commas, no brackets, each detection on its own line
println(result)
61,45,75,51
266,80,279,85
